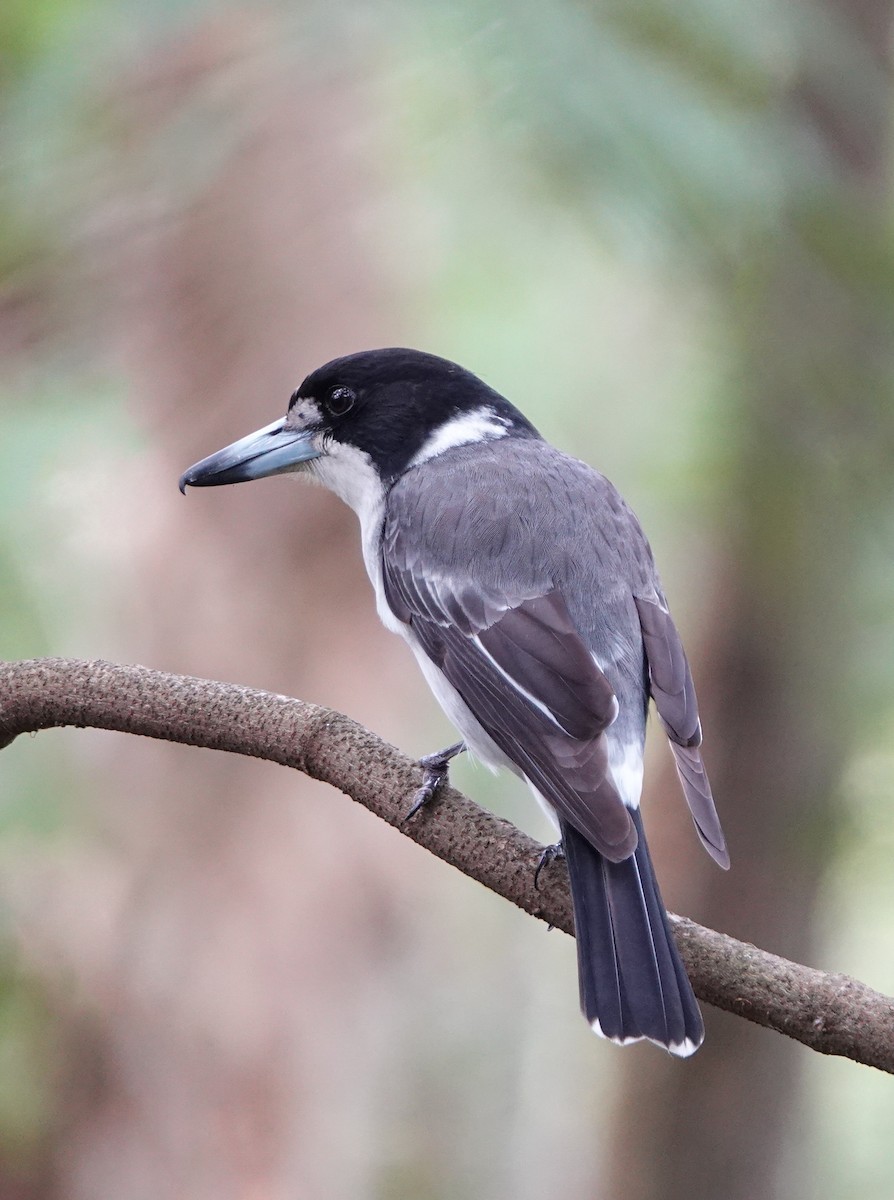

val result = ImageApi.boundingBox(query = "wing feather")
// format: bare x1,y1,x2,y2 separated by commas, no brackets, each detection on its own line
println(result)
385,559,637,860
634,595,729,869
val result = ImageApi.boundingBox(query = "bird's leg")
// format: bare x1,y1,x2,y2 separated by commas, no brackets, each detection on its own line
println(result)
534,841,566,891
405,741,466,820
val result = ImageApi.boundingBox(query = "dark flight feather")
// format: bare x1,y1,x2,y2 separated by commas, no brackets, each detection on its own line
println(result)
386,568,638,860
563,811,703,1053
634,595,729,869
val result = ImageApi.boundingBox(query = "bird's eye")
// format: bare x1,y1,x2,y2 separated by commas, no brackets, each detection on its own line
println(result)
325,386,356,417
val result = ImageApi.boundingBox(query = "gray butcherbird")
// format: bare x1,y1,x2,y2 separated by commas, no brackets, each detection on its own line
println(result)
180,347,728,1055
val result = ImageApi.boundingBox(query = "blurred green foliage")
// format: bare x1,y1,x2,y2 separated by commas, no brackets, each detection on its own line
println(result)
0,946,55,1175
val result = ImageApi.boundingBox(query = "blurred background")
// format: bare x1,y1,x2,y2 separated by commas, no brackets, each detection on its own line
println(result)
2,0,894,1196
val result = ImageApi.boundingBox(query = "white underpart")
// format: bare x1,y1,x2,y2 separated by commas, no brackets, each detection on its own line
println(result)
308,440,395,619
529,786,562,835
309,439,387,527
408,406,510,468
409,648,515,774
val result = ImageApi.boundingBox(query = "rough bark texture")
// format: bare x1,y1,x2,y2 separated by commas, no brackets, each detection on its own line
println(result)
3,656,894,1075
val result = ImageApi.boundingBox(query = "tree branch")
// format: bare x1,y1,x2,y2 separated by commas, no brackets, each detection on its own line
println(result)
1,656,892,1071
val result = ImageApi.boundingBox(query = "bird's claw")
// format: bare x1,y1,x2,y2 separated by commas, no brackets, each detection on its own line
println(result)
534,841,566,891
405,740,466,820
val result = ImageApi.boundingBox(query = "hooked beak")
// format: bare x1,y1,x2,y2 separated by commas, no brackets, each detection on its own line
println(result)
178,417,323,493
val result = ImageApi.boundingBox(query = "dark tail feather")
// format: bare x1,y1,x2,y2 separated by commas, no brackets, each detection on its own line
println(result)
562,811,703,1056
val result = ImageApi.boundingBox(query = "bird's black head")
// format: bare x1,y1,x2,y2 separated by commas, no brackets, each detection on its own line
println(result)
289,347,539,482
179,347,540,500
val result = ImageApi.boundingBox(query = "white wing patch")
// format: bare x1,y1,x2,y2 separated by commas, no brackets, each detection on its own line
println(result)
409,406,510,468
606,739,644,810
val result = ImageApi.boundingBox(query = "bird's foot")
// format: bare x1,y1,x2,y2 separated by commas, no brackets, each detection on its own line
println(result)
405,741,466,820
534,841,566,891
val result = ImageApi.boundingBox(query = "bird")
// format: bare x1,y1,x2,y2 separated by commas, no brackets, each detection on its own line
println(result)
179,347,728,1056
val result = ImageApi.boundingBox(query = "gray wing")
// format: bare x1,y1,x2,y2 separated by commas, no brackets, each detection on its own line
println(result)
383,502,637,861
634,595,729,868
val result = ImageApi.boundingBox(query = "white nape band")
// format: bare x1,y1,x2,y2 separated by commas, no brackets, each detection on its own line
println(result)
409,406,509,467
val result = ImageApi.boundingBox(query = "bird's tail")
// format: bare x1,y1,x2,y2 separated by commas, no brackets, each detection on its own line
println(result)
562,810,703,1056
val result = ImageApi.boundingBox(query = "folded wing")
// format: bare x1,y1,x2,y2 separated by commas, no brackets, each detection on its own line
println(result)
384,556,637,861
